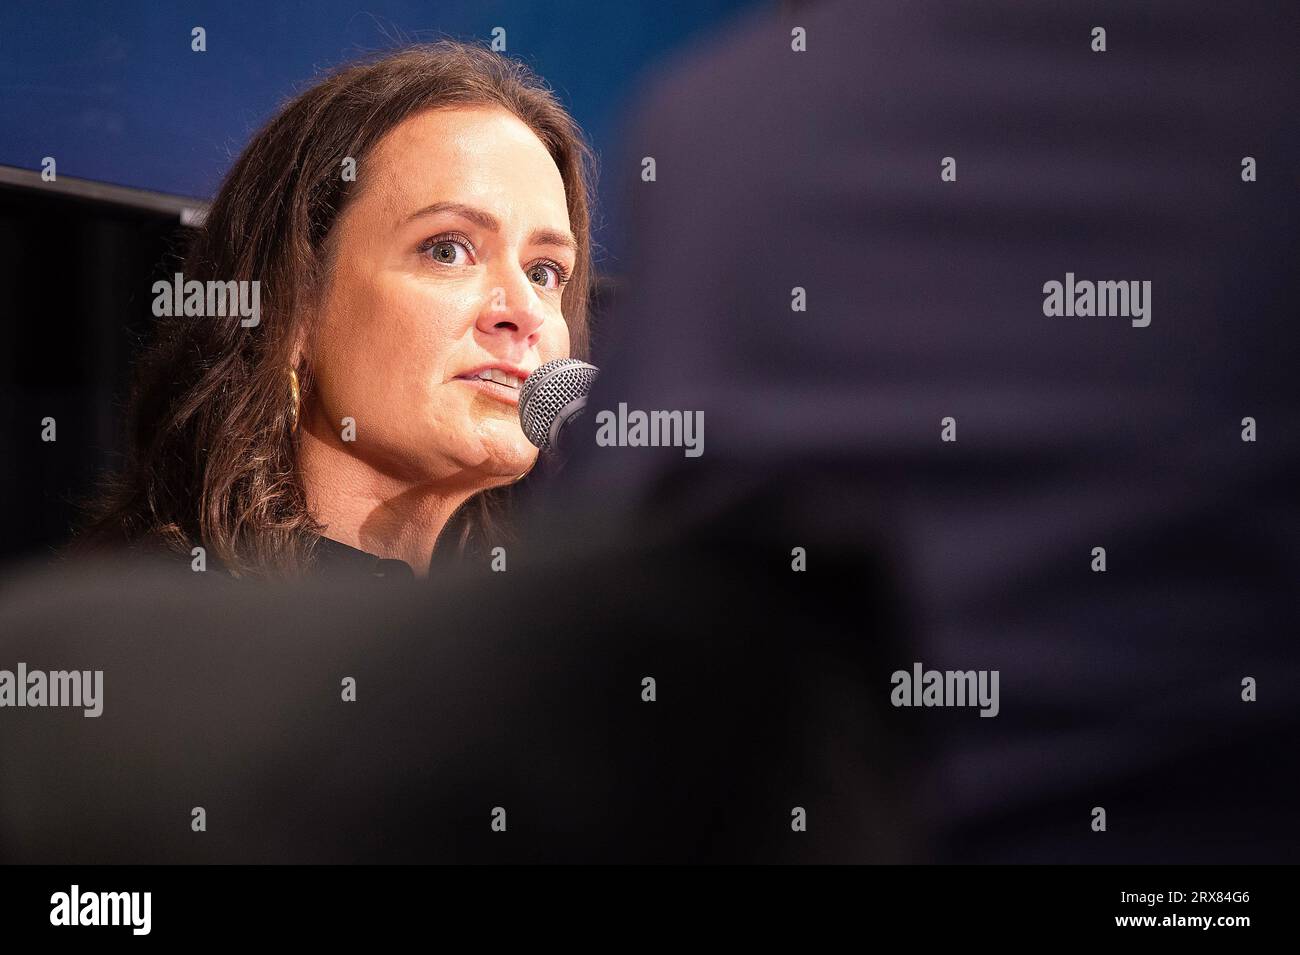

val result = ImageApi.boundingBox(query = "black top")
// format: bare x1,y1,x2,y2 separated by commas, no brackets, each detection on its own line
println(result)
313,536,416,580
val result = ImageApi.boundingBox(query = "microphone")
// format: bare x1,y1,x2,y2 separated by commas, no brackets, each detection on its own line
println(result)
519,358,600,454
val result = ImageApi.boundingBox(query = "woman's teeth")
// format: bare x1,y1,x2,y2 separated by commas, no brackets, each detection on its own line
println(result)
474,368,521,389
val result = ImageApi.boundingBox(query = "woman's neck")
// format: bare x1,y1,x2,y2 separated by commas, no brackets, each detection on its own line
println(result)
296,424,476,577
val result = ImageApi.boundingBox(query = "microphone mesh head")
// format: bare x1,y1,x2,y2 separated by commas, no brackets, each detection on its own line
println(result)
518,358,599,451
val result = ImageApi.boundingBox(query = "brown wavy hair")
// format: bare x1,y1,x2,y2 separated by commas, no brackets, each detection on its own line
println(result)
71,40,595,577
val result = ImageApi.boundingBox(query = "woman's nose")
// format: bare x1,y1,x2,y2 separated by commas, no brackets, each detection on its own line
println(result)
475,270,545,344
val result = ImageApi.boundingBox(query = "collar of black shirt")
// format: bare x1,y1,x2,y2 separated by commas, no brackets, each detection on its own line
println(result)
313,536,416,580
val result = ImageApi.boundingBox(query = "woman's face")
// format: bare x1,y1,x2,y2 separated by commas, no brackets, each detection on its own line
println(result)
304,105,576,488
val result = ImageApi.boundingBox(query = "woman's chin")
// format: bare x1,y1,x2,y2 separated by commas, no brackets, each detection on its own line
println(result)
459,437,538,483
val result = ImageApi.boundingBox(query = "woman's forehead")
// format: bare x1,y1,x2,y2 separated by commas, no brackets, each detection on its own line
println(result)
365,106,569,226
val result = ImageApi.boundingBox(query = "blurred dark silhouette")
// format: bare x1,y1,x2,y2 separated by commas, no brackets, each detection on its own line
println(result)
545,0,1300,861
0,496,916,862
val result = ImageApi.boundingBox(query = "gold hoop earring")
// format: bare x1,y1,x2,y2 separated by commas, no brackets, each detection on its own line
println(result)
288,367,301,433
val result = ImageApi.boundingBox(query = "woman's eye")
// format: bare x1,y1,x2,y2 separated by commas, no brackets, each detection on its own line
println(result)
527,263,562,289
424,238,471,265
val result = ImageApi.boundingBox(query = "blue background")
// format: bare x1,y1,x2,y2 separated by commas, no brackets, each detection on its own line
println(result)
0,0,760,263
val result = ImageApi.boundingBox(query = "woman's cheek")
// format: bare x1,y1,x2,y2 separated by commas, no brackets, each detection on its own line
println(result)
545,311,571,360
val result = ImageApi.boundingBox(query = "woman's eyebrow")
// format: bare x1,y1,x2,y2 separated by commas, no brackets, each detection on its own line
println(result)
531,228,578,254
404,200,497,231
403,200,577,253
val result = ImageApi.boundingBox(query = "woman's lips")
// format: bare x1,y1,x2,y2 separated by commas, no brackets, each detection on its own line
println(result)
455,375,522,405
453,364,531,406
